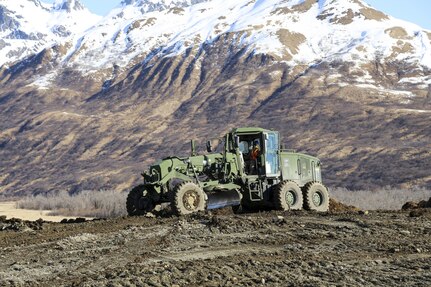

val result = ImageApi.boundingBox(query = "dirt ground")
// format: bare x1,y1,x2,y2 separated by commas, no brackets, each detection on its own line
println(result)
1,206,430,287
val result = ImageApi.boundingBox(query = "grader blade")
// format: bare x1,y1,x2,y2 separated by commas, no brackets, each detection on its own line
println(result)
206,189,241,210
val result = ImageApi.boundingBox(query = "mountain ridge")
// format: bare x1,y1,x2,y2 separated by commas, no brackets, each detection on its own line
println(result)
0,0,430,195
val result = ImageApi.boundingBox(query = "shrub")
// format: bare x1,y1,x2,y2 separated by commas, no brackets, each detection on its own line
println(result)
330,187,431,210
16,190,128,218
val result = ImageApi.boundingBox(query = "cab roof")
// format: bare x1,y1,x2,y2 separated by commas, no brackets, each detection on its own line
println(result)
229,127,274,134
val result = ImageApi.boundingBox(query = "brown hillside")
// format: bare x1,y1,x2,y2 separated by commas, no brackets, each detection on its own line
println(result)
1,36,430,195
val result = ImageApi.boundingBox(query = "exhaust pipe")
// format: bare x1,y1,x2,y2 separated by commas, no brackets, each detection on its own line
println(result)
206,189,242,210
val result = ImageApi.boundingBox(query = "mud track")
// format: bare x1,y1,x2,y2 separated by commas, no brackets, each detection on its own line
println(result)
1,209,431,286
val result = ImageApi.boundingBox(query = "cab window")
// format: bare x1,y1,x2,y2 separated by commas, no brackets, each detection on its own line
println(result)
239,141,249,154
265,132,279,176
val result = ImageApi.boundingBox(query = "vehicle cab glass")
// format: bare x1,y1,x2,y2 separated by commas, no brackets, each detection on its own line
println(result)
264,132,280,177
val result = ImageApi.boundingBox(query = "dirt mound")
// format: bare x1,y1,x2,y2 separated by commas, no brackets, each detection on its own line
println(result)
402,197,431,210
0,215,44,231
329,198,361,213
60,217,88,224
206,206,235,216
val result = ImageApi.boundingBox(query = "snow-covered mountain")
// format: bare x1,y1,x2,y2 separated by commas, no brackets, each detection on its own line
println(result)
0,0,101,66
3,0,431,85
0,0,431,74
1,0,431,195
60,1,431,68
5,0,427,90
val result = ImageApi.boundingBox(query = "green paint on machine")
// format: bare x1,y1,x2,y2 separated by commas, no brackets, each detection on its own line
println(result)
126,127,330,216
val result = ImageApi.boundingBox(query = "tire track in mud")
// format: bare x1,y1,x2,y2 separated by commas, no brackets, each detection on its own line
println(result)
0,210,430,286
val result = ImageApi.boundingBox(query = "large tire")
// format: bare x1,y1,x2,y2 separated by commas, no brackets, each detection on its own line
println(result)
303,182,329,212
273,181,303,211
126,185,155,216
172,182,206,215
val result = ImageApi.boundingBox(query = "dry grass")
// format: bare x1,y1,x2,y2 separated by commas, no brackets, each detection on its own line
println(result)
0,195,22,202
330,187,431,210
12,187,431,218
16,190,128,218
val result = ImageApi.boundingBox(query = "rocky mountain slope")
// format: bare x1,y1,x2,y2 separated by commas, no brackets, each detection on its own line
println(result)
0,0,431,195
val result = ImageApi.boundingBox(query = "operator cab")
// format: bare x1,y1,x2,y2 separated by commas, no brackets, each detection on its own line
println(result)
232,128,280,177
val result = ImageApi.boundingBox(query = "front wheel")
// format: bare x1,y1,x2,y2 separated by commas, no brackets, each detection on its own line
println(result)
171,182,206,215
126,185,155,216
303,182,329,212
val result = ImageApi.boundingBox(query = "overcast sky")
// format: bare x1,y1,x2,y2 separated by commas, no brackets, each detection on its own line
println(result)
46,0,431,30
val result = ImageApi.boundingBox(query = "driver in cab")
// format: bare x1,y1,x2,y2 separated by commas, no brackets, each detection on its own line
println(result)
250,141,260,161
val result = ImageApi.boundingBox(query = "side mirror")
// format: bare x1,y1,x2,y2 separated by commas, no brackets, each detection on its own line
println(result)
206,140,212,153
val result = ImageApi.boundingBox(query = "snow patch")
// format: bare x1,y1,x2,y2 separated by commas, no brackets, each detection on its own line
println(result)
396,109,431,113
399,76,431,86
29,72,58,89
355,84,416,98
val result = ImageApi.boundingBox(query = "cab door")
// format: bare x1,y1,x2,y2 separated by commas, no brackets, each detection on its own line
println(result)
264,132,280,177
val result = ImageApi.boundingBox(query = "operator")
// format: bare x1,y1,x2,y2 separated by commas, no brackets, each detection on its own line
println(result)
250,141,260,161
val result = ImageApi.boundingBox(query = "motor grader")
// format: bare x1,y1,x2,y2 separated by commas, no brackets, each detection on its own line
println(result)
127,127,329,216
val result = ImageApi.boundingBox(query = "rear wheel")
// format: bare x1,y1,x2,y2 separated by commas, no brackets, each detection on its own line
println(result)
273,181,303,211
303,182,329,212
172,182,206,215
126,185,155,216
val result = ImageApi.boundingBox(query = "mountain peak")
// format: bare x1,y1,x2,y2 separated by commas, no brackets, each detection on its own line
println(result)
0,0,100,66
53,0,85,12
316,0,389,24
120,0,211,13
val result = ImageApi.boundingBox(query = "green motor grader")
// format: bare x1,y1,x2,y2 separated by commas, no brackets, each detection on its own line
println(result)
127,127,329,216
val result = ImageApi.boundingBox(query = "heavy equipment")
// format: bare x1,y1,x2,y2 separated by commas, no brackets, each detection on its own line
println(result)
126,127,329,215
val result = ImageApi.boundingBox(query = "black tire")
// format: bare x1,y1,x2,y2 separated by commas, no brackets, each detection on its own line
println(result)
171,182,206,215
273,181,303,211
126,185,155,216
303,182,329,212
